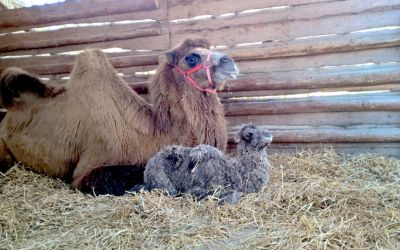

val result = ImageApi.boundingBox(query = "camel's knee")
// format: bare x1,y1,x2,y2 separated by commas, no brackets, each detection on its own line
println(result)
0,139,15,173
72,164,144,196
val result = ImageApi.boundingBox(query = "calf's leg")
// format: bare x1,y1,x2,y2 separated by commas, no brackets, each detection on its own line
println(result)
143,167,178,196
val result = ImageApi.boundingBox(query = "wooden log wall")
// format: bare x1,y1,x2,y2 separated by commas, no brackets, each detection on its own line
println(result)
0,0,399,158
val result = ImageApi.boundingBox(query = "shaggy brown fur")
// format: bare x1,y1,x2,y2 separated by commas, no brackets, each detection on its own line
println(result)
0,38,239,195
131,125,272,204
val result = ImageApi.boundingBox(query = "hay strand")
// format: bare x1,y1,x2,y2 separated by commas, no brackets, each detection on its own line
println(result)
1,148,399,249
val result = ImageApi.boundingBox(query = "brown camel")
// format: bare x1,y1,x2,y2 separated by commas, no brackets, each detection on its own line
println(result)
0,38,239,195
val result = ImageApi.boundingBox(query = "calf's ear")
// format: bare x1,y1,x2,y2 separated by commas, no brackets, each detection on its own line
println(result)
165,50,177,65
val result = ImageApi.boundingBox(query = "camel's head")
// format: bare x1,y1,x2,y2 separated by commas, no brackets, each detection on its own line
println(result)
235,125,273,151
165,38,239,92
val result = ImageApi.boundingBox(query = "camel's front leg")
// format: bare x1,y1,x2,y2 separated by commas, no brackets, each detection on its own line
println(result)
0,138,15,174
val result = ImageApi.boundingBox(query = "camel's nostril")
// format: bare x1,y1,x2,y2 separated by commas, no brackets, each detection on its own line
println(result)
221,56,233,63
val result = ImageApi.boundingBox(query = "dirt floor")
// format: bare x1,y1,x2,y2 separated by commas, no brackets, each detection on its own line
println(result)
1,147,399,249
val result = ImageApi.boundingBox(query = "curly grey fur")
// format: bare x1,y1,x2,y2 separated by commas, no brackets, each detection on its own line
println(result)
235,124,272,193
131,125,272,204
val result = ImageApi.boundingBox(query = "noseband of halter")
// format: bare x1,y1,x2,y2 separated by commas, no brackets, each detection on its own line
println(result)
174,53,216,94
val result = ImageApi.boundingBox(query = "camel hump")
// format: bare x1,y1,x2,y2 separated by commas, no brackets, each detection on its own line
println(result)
72,48,112,75
0,67,47,108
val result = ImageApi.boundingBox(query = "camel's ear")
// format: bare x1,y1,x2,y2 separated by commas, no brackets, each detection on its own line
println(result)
165,50,177,65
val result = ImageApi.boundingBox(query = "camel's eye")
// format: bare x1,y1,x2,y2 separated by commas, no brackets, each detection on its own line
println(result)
185,53,201,67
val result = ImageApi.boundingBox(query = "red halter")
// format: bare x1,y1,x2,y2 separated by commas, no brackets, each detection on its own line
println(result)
174,53,216,94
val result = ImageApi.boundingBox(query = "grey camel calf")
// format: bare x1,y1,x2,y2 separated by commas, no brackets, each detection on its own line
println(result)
131,124,273,204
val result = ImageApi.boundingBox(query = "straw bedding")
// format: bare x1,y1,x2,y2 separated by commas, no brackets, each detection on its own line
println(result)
1,147,399,249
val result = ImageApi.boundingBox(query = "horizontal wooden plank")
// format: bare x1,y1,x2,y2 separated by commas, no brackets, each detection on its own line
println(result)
109,55,159,69
117,65,158,75
42,74,154,84
39,79,152,94
0,34,171,57
0,28,161,52
227,125,400,143
227,142,400,159
236,46,400,74
223,95,400,116
225,111,400,127
0,51,161,68
217,28,400,61
223,64,400,92
0,2,6,11
218,84,400,99
222,91,400,104
0,0,160,29
0,54,160,75
167,0,333,21
122,75,152,83
0,0,168,34
170,0,400,47
0,21,168,52
40,66,156,82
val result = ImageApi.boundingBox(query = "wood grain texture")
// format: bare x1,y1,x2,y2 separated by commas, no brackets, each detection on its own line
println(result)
0,0,168,34
0,54,159,75
167,0,333,20
225,111,400,127
217,28,400,61
236,46,400,73
170,0,400,46
4,28,398,77
223,94,400,116
0,0,160,28
0,34,170,57
218,84,400,99
227,142,400,158
0,51,161,68
222,64,400,92
0,28,161,52
0,21,168,52
227,125,400,143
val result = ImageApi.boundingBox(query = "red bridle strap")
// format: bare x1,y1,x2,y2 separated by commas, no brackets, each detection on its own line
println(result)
174,53,216,94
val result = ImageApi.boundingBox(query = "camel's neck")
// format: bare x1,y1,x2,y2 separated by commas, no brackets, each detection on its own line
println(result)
237,144,269,165
148,63,227,151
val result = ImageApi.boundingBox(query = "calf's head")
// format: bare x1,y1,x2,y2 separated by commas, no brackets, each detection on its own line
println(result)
235,125,273,152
